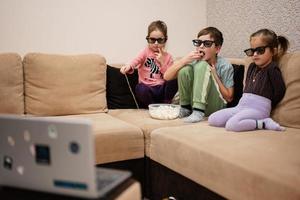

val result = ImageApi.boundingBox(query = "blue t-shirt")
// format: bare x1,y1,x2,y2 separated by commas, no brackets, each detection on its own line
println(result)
192,56,234,88
215,56,234,88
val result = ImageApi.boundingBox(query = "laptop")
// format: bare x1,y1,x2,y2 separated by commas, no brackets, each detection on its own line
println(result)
0,114,131,199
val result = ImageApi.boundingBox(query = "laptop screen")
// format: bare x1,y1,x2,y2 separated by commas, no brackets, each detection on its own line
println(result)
0,115,100,198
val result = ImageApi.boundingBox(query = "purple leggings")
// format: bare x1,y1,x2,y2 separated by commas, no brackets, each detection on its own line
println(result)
208,93,271,132
135,79,178,108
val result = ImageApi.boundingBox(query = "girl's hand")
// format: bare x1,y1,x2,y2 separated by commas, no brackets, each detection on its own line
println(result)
120,65,132,74
154,47,165,65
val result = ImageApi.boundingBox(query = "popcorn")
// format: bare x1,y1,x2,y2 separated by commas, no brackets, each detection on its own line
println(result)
149,104,180,120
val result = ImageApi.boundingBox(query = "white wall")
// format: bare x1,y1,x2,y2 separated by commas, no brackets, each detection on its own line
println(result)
207,0,300,58
0,0,207,63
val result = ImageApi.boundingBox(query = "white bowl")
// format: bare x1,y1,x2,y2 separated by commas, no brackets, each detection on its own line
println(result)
148,104,180,120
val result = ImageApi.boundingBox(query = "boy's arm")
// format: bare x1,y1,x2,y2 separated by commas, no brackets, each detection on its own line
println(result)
210,64,234,103
164,50,202,80
163,59,186,80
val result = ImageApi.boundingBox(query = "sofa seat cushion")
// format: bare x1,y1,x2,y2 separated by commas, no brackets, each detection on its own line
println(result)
108,109,190,156
23,53,107,116
57,113,144,164
149,122,300,200
0,53,24,114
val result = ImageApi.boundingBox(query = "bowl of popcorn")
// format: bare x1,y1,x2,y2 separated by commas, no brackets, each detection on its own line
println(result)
148,104,180,120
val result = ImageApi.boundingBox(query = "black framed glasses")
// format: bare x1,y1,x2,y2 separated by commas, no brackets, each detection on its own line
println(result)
192,39,215,48
244,46,270,56
146,37,167,44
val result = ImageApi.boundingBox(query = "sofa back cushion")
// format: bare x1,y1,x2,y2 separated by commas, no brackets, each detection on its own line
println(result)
23,53,107,116
0,53,24,114
106,65,139,109
226,64,244,108
272,52,300,129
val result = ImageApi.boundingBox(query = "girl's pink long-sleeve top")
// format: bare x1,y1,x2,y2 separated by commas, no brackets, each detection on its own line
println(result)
128,47,173,86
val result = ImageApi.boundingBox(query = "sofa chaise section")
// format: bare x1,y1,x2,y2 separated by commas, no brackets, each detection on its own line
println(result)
147,52,300,199
149,122,300,200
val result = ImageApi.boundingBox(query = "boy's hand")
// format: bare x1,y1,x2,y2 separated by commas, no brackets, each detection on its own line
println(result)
210,63,217,76
182,50,204,64
120,65,132,74
199,50,205,59
154,47,165,65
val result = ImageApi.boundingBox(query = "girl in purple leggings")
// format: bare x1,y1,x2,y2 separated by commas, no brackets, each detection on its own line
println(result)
208,29,289,132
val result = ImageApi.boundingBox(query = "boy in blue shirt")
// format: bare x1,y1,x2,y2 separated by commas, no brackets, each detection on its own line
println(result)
164,27,234,123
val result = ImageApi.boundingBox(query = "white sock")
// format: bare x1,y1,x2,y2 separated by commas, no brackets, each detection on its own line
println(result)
178,107,192,118
257,118,285,131
183,110,204,123
263,118,285,131
256,120,264,129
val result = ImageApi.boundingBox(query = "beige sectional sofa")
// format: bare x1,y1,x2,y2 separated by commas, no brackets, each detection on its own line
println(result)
0,52,299,200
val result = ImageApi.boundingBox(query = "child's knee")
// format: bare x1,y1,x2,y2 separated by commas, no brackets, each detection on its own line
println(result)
194,61,209,70
225,120,240,132
208,113,225,127
208,114,218,126
178,65,193,78
135,84,151,95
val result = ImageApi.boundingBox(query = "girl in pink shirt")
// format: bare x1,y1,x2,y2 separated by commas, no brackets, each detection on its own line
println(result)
120,20,177,108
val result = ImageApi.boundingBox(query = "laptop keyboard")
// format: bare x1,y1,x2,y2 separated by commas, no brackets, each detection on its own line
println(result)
96,168,130,191
97,179,114,191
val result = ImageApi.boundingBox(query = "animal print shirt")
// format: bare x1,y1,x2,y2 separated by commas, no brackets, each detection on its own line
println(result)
128,47,173,86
